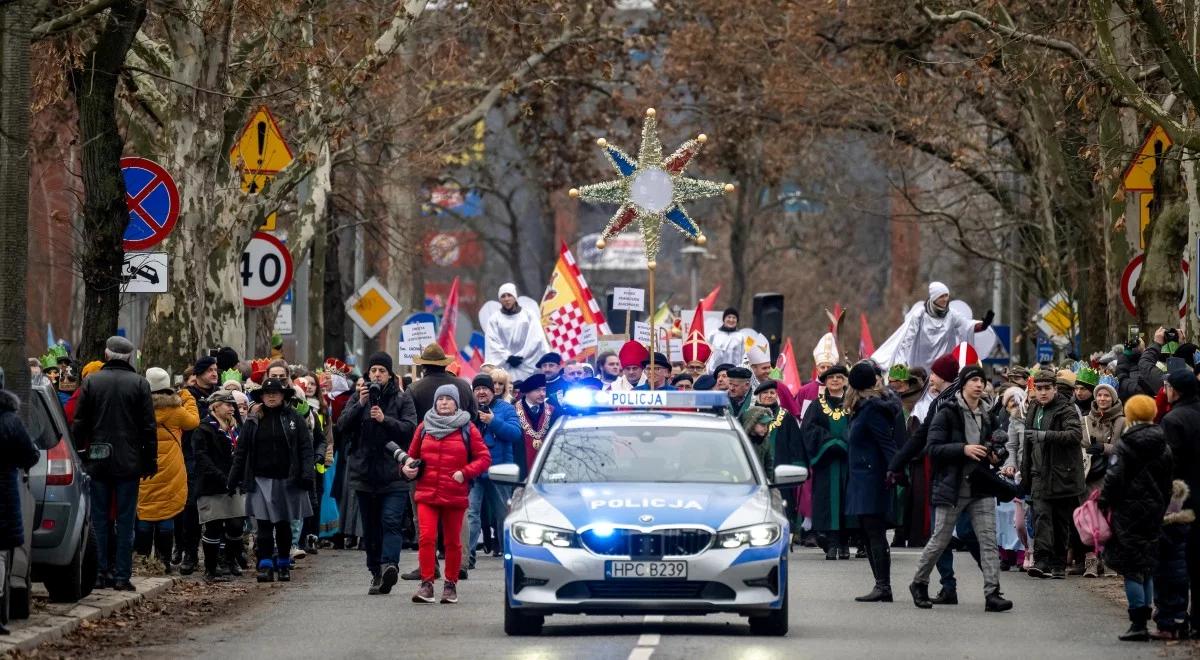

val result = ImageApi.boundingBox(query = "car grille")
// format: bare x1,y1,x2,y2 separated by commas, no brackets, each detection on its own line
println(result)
579,528,713,557
556,580,736,600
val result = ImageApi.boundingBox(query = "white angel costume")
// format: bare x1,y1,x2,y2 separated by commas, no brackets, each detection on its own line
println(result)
481,283,549,381
871,281,977,371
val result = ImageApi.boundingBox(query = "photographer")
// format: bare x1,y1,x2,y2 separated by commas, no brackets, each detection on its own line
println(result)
336,352,417,596
467,373,522,565
1129,327,1188,400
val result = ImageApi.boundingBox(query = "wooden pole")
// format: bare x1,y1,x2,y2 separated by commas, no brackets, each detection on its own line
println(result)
625,309,632,337
648,267,656,390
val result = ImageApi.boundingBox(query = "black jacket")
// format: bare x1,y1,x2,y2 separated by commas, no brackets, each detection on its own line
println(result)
1100,423,1173,578
926,395,997,507
336,378,418,493
845,393,903,517
1116,349,1151,400
0,390,40,549
191,416,237,498
1162,393,1200,508
887,384,958,473
409,369,477,421
229,405,315,493
71,360,157,480
1020,394,1085,500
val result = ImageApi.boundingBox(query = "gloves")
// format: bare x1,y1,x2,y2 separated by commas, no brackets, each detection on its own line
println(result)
980,309,995,330
1086,444,1105,456
506,355,524,368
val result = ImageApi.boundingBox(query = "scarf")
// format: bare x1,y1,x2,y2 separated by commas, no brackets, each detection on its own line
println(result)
423,408,471,438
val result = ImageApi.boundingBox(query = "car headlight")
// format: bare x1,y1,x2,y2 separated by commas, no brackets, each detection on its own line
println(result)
512,521,576,548
716,523,781,549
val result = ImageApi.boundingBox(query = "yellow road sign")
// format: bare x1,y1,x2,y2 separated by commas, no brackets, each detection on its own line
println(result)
345,277,403,339
1122,125,1172,192
230,106,294,174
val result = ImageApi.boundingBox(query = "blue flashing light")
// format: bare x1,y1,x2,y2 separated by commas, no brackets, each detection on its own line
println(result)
561,389,731,411
591,523,615,538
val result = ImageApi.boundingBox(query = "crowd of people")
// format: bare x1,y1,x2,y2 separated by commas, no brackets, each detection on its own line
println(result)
1,279,1199,643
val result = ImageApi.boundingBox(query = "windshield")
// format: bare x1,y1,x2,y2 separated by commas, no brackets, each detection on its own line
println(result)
536,425,756,485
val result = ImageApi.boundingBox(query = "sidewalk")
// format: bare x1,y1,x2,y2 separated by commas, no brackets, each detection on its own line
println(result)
0,576,175,655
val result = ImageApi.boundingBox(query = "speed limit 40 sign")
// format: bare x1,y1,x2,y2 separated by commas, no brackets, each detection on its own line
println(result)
242,231,293,307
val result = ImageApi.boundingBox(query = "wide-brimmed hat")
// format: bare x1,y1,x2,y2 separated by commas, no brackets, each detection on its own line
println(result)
415,343,453,366
250,377,293,403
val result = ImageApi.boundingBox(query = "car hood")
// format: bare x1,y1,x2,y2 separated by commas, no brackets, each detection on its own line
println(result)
521,482,769,530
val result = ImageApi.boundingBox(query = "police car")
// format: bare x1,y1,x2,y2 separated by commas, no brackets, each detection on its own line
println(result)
488,389,807,637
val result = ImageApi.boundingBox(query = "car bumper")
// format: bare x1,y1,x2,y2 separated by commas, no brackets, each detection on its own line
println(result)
505,537,787,616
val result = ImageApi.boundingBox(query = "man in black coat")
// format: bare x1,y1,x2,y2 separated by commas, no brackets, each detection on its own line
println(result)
70,336,157,591
908,366,1012,612
0,377,40,635
408,344,477,420
1162,364,1200,630
336,351,417,595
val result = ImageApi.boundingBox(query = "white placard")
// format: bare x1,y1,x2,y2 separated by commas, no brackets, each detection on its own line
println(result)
633,321,651,344
402,322,436,347
612,287,646,312
121,252,169,293
273,303,293,335
396,340,422,366
578,324,598,348
668,339,684,363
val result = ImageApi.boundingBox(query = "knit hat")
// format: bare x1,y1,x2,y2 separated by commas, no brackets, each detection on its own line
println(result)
472,373,495,391
1176,343,1199,367
1166,365,1198,396
928,281,950,302
367,351,394,375
146,367,172,393
930,354,959,383
1125,394,1157,423
958,364,986,385
723,307,739,321
498,282,517,299
194,356,217,377
216,346,240,372
848,362,878,391
434,384,461,408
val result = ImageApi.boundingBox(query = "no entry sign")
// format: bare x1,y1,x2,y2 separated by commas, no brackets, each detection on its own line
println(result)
121,157,180,251
241,232,293,307
1120,254,1189,318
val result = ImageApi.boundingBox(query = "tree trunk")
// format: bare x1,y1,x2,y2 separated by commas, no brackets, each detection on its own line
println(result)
1138,154,1189,327
323,205,345,360
308,212,326,367
727,179,750,314
69,0,147,363
0,0,32,413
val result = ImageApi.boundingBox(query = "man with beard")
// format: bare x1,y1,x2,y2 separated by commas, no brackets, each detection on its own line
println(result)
707,308,747,369
596,351,621,388
873,282,993,372
483,283,549,382
798,364,853,559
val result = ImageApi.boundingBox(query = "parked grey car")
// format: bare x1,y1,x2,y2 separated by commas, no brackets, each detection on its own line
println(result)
1,428,35,623
26,379,95,602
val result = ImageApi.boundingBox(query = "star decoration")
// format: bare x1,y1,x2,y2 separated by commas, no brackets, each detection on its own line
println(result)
569,108,733,269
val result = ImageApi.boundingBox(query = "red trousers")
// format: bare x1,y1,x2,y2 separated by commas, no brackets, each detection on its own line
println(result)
418,503,465,583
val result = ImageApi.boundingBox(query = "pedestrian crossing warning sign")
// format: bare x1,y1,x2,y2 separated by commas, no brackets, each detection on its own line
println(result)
230,106,294,175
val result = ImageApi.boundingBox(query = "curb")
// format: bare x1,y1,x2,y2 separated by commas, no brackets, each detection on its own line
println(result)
0,576,177,655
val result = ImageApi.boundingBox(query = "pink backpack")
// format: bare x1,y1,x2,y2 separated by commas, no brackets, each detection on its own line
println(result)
1073,488,1112,553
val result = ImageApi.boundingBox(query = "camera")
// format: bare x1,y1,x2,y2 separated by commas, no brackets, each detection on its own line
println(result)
386,441,423,476
368,382,383,407
1165,328,1181,345
478,403,490,414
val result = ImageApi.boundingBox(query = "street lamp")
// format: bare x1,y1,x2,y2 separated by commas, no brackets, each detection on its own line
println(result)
681,245,708,304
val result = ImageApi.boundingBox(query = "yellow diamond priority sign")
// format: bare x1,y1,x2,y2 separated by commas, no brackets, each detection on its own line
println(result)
345,277,402,339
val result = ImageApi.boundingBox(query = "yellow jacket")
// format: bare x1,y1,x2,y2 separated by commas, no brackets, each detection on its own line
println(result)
138,390,199,521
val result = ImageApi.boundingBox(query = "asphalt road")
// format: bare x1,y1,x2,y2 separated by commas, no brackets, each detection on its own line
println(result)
134,546,1175,660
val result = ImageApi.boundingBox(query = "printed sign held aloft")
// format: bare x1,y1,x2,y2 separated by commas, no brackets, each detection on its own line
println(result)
396,340,423,366
402,322,436,347
633,321,651,345
612,287,646,312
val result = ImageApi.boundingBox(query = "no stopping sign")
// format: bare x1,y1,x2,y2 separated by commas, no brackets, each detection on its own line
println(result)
241,232,293,307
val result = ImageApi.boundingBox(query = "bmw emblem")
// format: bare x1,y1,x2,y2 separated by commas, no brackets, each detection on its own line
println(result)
639,514,654,523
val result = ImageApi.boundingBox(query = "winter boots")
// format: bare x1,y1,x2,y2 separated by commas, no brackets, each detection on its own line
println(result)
224,537,245,577
931,588,958,605
984,590,1013,612
855,541,892,602
202,539,229,583
276,557,292,582
909,582,933,609
179,550,199,576
1083,553,1102,578
1120,607,1152,641
256,558,276,583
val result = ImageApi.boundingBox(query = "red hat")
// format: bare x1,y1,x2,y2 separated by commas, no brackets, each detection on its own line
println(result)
930,354,959,383
619,340,650,368
681,330,712,365
953,342,980,368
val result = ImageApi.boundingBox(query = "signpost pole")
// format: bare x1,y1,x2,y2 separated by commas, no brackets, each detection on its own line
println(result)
648,269,656,391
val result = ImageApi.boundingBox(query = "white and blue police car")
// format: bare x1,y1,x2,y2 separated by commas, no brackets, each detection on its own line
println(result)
488,389,808,636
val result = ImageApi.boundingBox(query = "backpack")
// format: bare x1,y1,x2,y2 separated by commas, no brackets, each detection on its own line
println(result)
1073,488,1112,553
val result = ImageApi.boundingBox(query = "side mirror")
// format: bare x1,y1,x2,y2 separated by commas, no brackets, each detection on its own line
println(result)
771,465,808,488
488,463,523,485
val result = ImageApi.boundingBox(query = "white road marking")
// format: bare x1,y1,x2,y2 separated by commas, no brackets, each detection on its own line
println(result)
628,615,665,660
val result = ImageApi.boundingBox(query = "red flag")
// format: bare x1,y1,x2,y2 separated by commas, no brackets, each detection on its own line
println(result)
700,285,721,312
688,292,713,337
827,303,844,335
437,277,476,379
778,338,802,396
859,313,876,358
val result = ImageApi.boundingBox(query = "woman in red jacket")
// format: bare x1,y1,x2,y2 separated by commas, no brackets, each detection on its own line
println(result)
402,384,490,604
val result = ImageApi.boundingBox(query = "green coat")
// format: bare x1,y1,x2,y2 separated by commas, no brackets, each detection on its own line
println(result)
1021,394,1085,500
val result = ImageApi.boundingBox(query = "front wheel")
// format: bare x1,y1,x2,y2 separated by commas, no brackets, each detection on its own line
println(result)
504,596,544,636
748,583,789,636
